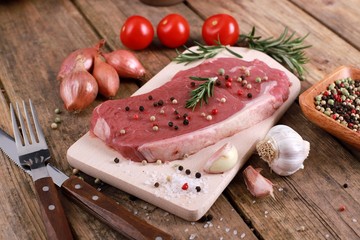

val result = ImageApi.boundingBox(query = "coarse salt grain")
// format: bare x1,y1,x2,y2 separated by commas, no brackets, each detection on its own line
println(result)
189,233,197,240
240,233,246,239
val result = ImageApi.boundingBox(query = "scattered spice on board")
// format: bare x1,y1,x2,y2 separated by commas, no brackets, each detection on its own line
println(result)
143,165,208,202
314,77,360,132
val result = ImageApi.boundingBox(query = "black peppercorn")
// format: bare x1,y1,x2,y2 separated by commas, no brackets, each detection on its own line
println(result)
195,172,201,178
168,121,174,127
196,186,201,192
139,106,144,111
125,106,130,111
114,157,120,163
183,119,189,125
247,93,252,98
174,126,179,130
185,169,191,175
178,165,184,171
148,95,153,100
158,100,164,106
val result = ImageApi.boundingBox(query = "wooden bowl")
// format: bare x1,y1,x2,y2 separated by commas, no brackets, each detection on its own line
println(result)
299,66,360,150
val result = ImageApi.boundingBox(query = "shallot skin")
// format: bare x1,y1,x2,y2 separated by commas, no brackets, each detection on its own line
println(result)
93,55,120,98
243,165,275,199
60,57,98,112
102,50,146,80
57,39,105,81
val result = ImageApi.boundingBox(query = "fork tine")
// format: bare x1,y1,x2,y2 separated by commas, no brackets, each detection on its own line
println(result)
29,99,44,144
17,102,32,146
23,100,38,144
10,103,23,148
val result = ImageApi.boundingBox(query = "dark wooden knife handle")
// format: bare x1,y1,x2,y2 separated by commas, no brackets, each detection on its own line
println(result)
61,176,173,240
34,177,73,240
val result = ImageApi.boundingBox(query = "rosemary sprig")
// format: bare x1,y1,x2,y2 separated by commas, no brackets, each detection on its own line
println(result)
174,41,243,65
185,76,218,110
238,26,311,79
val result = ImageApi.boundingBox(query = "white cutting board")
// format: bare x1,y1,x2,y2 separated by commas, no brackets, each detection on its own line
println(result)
67,47,300,221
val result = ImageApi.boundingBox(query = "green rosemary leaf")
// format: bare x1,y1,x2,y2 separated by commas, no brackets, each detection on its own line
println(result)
174,42,243,64
185,76,218,110
238,26,311,79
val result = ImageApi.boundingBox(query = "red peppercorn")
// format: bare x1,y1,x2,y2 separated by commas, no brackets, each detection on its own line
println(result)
133,114,139,120
227,77,233,82
338,205,346,212
211,109,218,115
237,90,243,96
225,82,232,88
182,183,189,190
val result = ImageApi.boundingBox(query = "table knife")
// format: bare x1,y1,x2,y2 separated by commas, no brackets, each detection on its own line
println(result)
0,128,172,240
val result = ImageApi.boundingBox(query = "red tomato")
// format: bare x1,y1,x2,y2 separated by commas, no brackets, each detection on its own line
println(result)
120,15,154,50
202,14,240,46
157,14,190,48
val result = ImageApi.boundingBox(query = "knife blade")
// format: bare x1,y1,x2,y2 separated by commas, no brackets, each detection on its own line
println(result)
0,128,173,240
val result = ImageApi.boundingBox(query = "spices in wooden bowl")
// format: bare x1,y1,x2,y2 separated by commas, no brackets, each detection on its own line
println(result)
299,66,360,150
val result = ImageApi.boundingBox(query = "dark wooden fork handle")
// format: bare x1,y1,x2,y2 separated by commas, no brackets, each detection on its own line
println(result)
62,176,173,240
34,177,73,240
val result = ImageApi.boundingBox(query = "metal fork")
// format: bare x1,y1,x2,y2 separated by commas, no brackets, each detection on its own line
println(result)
10,99,73,240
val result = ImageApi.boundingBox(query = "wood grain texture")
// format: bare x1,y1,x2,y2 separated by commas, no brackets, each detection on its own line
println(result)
0,0,359,239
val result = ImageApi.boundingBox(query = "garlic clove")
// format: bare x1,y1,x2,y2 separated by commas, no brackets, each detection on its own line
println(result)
203,142,239,174
243,165,275,199
256,125,310,176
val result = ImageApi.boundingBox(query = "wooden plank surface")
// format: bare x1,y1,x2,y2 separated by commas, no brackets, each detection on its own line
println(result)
0,0,359,239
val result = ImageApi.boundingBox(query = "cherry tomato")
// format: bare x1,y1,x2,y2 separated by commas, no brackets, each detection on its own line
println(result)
202,14,239,46
157,14,190,48
120,15,154,50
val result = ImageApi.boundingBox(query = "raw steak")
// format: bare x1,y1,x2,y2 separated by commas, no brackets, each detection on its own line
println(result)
90,58,290,162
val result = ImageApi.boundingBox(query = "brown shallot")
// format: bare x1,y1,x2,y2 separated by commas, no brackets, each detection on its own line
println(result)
57,39,105,81
93,54,120,98
102,49,146,80
243,165,275,199
60,56,98,112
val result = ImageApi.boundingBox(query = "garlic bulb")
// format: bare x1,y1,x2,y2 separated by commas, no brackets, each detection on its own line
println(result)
256,125,310,176
203,142,239,174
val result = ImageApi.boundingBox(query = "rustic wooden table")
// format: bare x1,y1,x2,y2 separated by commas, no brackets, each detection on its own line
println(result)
0,0,359,239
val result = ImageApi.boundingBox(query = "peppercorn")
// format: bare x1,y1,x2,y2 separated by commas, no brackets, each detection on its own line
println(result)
178,165,184,171
158,100,164,106
195,172,201,178
153,102,158,107
247,93,253,98
185,169,191,175
154,182,160,188
174,126,179,130
183,119,189,125
139,106,144,111
168,121,173,127
114,157,120,163
196,186,201,192
125,106,130,111
148,95,153,100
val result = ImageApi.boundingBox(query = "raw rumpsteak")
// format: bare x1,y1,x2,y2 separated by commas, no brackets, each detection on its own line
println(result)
90,58,290,162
